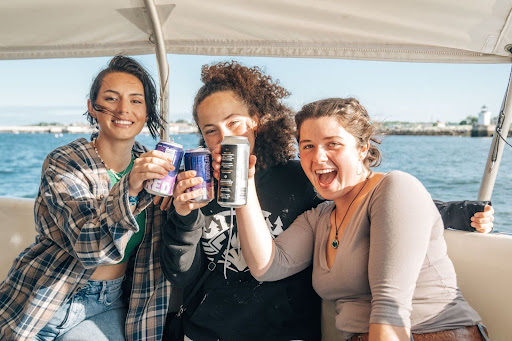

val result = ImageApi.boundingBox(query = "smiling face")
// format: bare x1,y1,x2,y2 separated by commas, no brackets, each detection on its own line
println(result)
196,91,258,152
88,72,147,142
299,116,369,200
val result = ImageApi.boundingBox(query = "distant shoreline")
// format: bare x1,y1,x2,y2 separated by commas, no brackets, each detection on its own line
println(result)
0,123,508,137
379,125,472,136
0,123,199,135
377,123,511,137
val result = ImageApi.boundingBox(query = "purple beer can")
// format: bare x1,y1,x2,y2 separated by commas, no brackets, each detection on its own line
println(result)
184,148,214,203
144,140,184,197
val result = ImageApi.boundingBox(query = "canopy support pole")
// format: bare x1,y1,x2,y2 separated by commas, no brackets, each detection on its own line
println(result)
478,66,512,201
143,0,170,140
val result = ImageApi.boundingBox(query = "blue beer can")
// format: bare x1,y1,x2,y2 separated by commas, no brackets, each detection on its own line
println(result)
184,148,215,203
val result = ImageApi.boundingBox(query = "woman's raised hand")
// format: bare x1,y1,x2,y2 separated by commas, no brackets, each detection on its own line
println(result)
128,150,173,197
172,170,210,216
211,145,257,181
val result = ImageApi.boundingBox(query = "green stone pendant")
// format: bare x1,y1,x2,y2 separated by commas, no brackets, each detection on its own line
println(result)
332,239,339,249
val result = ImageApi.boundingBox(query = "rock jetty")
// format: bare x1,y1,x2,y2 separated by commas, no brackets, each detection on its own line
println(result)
376,122,509,137
0,122,199,135
1,122,507,137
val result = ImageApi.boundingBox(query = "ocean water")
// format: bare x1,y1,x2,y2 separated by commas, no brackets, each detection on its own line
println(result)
1,133,510,233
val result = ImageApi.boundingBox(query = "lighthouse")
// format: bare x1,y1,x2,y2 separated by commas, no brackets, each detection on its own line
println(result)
478,105,491,126
471,105,495,137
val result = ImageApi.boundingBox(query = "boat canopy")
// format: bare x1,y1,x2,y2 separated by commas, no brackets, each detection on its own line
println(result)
1,0,512,63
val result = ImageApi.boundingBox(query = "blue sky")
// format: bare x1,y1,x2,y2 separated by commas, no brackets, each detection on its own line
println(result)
0,54,510,126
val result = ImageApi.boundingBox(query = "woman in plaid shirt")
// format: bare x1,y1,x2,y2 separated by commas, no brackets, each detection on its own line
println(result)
0,56,174,340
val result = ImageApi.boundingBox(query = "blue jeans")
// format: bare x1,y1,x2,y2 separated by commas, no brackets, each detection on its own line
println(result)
31,276,126,341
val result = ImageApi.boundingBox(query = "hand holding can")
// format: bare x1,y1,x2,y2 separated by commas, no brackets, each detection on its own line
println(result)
217,136,250,208
144,140,184,197
128,149,175,197
184,148,215,203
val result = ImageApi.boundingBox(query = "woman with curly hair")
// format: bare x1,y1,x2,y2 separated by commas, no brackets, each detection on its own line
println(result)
160,61,493,341
161,61,323,341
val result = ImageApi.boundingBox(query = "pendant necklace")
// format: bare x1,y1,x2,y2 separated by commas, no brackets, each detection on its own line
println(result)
331,171,372,249
93,139,132,181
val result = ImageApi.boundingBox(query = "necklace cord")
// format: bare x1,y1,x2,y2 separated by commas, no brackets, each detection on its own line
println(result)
92,139,132,180
333,171,373,247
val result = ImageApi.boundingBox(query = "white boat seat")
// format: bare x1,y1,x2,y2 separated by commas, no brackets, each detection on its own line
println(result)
322,229,512,340
0,197,36,280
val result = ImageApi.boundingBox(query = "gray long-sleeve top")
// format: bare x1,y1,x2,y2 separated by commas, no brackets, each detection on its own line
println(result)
257,171,481,339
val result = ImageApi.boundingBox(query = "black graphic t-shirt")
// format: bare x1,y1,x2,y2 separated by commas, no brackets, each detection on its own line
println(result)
162,160,323,341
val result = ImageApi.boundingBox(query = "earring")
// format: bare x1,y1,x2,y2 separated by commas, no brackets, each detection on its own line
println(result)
356,162,364,175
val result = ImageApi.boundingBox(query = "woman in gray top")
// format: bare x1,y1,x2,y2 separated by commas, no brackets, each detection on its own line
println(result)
220,98,489,340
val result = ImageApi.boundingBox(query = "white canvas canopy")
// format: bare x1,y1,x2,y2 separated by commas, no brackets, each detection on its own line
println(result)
1,0,512,63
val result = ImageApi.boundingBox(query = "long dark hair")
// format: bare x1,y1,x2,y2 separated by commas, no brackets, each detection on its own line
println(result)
85,55,162,139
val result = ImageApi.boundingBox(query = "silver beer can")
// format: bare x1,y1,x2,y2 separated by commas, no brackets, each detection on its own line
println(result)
217,136,249,208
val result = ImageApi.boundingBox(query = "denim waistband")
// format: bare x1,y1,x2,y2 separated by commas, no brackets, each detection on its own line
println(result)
81,275,126,295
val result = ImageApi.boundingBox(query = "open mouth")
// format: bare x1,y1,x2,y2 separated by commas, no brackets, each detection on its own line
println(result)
315,168,337,187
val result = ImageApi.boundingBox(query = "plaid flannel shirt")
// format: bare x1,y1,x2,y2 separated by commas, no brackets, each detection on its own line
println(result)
0,138,171,341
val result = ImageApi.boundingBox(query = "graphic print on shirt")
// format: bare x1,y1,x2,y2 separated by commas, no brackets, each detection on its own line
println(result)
201,209,285,273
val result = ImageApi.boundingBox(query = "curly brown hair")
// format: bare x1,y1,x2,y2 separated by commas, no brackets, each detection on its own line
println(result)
295,98,382,169
192,61,297,170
